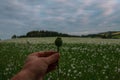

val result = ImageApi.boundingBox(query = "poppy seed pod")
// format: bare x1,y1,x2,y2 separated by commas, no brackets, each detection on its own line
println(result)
55,37,63,47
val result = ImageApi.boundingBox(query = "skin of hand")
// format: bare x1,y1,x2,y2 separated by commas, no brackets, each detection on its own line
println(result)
11,51,60,80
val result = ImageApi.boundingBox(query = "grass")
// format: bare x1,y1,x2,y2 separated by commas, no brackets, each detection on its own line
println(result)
0,37,120,80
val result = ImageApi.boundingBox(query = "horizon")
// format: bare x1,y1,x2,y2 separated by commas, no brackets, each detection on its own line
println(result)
1,30,120,40
0,0,120,39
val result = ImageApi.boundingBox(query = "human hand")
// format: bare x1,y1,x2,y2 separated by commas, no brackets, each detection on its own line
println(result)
11,51,60,80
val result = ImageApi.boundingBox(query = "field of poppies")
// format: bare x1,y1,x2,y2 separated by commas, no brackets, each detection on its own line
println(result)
0,37,120,80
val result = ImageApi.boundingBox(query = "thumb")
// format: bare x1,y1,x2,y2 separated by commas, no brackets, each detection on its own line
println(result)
46,53,60,65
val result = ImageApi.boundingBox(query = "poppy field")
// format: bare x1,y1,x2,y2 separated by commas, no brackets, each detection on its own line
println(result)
0,37,120,80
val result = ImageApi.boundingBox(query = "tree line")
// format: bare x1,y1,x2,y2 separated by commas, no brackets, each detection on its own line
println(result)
11,30,120,39
12,30,79,39
81,31,120,39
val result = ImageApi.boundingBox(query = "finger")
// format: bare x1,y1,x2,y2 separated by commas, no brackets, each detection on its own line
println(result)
47,62,58,73
47,65,56,73
28,52,44,57
29,51,57,57
43,51,59,57
46,53,60,65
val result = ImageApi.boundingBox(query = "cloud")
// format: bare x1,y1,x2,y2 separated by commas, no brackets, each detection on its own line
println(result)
0,0,120,39
97,0,117,16
82,0,95,6
53,0,68,3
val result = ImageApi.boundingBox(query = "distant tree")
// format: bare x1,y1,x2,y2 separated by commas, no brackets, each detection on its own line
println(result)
18,35,26,38
12,34,17,39
101,34,107,39
107,31,112,38
17,30,79,38
103,31,112,39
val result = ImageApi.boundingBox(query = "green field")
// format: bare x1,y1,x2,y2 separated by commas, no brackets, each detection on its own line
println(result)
0,37,120,80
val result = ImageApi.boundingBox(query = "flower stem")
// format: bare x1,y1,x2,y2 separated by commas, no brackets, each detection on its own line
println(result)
57,47,60,80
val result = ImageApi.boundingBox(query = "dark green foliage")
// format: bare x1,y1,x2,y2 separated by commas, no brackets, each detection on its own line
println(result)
15,30,79,38
11,34,17,39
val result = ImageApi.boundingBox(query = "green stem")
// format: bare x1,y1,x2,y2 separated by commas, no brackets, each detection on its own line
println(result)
57,47,60,80
57,47,59,52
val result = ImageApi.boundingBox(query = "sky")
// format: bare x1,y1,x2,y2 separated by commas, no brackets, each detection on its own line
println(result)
0,0,120,39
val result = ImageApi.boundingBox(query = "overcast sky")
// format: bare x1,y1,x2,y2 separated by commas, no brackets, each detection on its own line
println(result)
0,0,120,39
